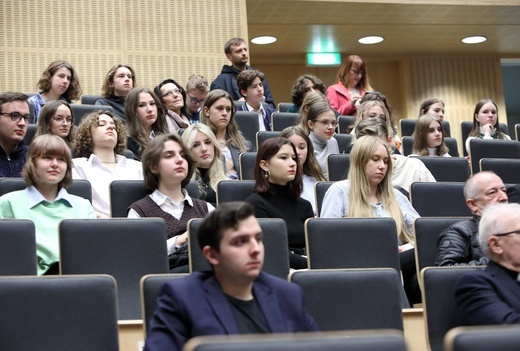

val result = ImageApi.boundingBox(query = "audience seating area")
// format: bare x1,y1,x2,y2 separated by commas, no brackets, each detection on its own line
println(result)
3,105,520,350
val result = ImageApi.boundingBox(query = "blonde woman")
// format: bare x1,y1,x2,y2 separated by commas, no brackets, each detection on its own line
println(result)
321,135,420,303
352,100,401,152
181,123,227,205
295,91,334,131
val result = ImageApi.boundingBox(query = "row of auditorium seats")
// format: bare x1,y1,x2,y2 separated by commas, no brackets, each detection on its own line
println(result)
0,177,508,218
1,262,517,351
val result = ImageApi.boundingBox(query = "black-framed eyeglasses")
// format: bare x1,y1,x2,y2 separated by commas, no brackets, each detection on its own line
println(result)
0,112,31,123
187,93,205,105
493,229,520,237
350,69,365,76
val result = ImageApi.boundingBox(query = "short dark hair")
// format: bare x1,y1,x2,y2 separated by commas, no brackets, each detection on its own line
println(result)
0,92,29,109
197,201,255,252
290,75,326,106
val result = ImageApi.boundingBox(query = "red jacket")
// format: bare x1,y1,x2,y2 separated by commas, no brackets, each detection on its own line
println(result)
326,82,365,116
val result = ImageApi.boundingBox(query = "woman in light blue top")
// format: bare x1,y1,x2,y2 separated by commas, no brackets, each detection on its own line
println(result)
321,135,420,304
0,135,95,275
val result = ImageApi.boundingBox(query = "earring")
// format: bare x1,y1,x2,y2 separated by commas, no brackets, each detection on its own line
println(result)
264,170,270,180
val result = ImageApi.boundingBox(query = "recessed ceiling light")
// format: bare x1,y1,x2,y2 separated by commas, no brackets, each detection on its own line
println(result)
358,36,384,45
251,36,277,45
461,36,487,44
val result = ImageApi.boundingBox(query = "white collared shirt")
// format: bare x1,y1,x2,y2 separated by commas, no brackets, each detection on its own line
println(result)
246,102,267,131
128,189,214,254
26,185,73,208
72,154,144,217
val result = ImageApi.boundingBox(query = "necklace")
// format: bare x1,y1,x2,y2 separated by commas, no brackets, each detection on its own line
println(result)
101,161,117,164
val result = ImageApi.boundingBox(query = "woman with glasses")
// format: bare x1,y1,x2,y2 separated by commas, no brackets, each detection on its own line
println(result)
124,87,169,160
28,60,82,122
300,101,339,179
326,55,373,116
95,64,137,122
35,100,75,147
154,79,190,133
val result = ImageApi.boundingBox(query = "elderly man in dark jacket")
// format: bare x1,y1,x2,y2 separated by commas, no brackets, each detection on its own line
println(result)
435,172,507,266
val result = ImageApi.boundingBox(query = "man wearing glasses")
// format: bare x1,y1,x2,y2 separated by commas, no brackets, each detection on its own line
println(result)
435,171,508,266
0,92,30,178
455,202,520,325
185,74,209,124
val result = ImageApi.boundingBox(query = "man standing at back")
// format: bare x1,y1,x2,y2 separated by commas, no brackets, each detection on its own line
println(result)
0,92,30,178
210,37,275,108
144,202,318,351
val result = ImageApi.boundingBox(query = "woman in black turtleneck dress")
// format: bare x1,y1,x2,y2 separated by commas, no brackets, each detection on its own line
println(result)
245,137,314,269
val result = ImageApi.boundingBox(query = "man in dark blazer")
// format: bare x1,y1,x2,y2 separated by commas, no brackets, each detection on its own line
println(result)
144,202,318,351
455,202,520,325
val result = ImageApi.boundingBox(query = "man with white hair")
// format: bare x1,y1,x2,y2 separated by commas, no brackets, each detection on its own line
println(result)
435,171,508,266
455,202,520,325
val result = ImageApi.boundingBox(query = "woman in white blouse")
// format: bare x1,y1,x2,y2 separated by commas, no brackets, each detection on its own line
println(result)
72,110,143,217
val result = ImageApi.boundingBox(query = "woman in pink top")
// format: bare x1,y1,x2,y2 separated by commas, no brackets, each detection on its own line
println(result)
326,55,373,116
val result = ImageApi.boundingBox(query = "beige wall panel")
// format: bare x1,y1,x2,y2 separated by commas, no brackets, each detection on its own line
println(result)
0,0,247,97
402,57,505,154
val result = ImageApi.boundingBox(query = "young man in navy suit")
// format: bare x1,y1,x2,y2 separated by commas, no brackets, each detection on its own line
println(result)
144,201,318,351
455,202,520,325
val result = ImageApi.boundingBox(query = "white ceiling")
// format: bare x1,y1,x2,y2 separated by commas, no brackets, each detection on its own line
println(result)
246,1,520,62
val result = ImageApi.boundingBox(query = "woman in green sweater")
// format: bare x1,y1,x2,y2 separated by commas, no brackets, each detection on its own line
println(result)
0,134,95,275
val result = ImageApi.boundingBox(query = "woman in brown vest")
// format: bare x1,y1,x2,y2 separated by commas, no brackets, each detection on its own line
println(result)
128,133,214,272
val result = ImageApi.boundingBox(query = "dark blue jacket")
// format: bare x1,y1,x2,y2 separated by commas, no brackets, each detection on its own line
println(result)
456,260,520,325
210,65,275,109
0,142,28,178
144,271,318,351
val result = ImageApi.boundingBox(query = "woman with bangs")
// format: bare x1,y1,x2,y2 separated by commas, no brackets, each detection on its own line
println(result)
125,87,169,160
35,100,75,147
245,137,314,269
321,135,420,303
411,114,451,157
326,55,373,116
28,60,82,122
72,110,143,218
200,89,251,179
181,123,227,206
154,79,191,133
280,126,325,214
95,64,137,121
465,98,511,156
0,135,95,275
128,134,213,272
299,102,339,179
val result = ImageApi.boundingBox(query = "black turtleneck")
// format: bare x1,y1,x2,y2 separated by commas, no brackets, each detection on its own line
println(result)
245,183,314,248
197,168,216,206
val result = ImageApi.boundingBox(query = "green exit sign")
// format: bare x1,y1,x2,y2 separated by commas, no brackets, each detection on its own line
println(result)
306,53,341,66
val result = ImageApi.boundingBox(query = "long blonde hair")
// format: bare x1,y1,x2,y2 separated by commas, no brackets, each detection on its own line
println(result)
348,136,413,244
181,123,227,192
